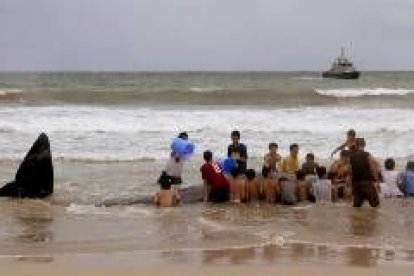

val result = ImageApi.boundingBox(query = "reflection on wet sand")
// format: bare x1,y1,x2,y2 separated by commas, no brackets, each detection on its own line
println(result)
12,200,54,245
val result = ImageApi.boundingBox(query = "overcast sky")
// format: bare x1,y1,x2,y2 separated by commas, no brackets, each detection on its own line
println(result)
1,0,414,71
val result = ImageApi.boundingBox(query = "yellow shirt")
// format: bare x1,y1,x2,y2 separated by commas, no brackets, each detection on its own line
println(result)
282,155,299,174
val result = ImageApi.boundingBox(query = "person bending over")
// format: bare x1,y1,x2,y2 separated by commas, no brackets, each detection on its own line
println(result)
331,129,357,157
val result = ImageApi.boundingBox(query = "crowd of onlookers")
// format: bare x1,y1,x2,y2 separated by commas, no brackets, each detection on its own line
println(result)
154,129,414,208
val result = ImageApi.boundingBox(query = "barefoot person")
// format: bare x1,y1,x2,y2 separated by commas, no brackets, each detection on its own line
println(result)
228,130,248,174
282,143,300,175
329,150,352,199
153,181,181,207
349,138,380,208
200,151,230,203
263,142,281,175
262,167,279,203
301,153,319,176
380,158,403,198
159,132,190,186
331,129,357,157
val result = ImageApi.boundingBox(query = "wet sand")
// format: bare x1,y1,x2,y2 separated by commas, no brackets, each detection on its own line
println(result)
1,262,413,276
1,159,414,275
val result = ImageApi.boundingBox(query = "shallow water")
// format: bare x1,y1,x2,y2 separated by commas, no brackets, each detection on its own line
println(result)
1,71,414,266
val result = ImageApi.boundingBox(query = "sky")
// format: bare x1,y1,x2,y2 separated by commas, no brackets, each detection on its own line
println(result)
1,0,414,71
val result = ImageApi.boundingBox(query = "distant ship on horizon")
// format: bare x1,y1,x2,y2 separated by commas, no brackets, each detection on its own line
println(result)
322,47,360,79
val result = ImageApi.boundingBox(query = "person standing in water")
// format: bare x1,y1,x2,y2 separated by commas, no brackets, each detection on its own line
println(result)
227,130,248,175
349,138,380,208
331,129,357,157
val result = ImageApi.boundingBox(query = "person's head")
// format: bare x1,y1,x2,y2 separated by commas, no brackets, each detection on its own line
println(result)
231,130,241,144
316,166,327,179
406,161,414,172
384,158,395,171
262,166,271,179
347,129,356,140
160,180,172,190
356,137,366,150
269,142,278,153
296,169,306,181
290,143,299,157
178,132,188,140
327,171,336,180
203,150,213,162
305,153,315,164
278,176,288,184
231,167,239,178
245,169,256,181
340,150,350,162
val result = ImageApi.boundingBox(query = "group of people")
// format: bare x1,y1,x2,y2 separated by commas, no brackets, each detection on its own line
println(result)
154,129,414,208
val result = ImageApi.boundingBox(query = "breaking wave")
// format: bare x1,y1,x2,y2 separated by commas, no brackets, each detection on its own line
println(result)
314,88,414,98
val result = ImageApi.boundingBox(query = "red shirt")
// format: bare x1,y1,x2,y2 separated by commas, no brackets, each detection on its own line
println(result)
200,162,229,190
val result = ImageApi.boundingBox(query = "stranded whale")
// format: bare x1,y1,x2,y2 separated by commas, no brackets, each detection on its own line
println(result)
0,133,53,198
99,185,204,207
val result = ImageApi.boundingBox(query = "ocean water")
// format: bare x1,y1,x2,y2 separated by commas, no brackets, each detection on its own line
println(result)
1,71,414,265
1,71,414,161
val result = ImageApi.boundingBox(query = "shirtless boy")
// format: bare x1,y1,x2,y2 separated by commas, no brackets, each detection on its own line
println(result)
262,167,279,203
153,181,181,207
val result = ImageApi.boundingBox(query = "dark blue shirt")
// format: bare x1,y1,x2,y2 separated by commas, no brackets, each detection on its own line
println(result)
227,143,248,174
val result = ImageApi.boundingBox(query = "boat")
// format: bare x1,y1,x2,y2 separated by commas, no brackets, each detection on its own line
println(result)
322,47,360,79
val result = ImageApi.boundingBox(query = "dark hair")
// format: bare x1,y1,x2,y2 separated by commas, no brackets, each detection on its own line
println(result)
178,132,188,140
245,169,256,180
327,171,336,180
340,150,350,158
296,169,305,180
356,137,366,148
203,150,213,162
347,129,356,138
316,166,327,179
231,130,240,138
306,153,314,160
160,178,172,190
231,167,239,178
262,166,271,178
406,161,414,172
384,158,395,171
269,142,278,150
290,143,299,151
278,176,288,183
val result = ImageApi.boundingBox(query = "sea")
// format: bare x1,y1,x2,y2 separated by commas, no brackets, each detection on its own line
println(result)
1,71,414,266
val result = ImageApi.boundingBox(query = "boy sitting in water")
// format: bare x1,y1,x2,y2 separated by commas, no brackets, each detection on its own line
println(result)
380,158,403,198
311,166,332,203
263,142,282,175
296,169,308,202
279,177,297,205
262,167,279,203
282,144,300,174
153,180,181,207
245,169,260,201
301,153,319,176
229,168,245,203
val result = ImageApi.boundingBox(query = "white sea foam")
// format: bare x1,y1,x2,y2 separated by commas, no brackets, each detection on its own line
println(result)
315,88,414,98
0,89,24,96
66,203,111,215
189,87,223,93
1,105,414,160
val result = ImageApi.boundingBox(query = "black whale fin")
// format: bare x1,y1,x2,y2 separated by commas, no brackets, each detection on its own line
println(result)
0,133,54,198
